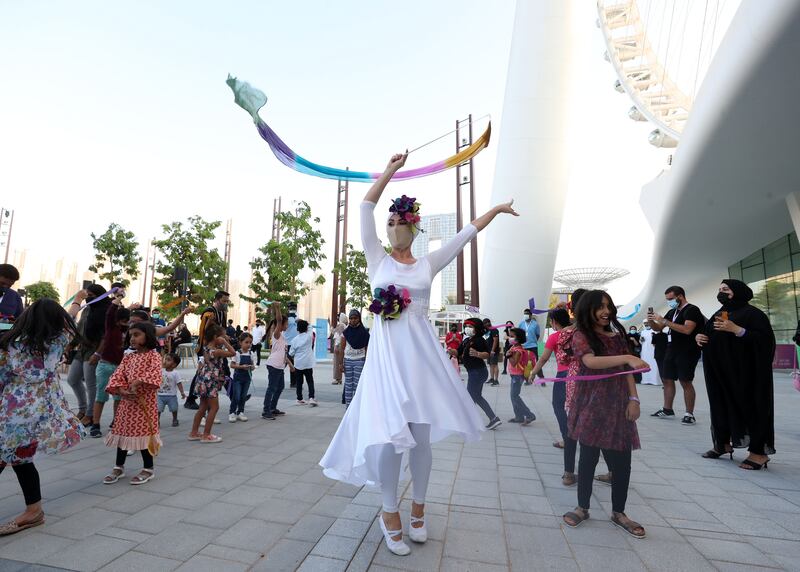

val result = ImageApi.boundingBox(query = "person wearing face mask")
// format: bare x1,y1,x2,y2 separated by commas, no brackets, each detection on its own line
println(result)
637,321,660,385
0,264,24,320
457,318,502,429
320,153,517,557
696,279,775,470
519,309,544,379
647,286,706,425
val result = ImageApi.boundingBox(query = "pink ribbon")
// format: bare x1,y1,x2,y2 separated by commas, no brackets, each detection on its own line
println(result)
537,367,651,384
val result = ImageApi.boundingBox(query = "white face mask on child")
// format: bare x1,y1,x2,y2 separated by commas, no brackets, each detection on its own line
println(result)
464,326,475,337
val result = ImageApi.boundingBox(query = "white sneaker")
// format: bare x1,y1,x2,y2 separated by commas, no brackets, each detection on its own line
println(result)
213,418,220,424
237,413,248,422
379,514,410,556
126,450,135,456
296,400,306,405
200,418,206,427
308,398,318,407
228,413,237,423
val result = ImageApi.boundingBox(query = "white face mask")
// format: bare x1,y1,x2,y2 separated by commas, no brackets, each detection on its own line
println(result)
523,314,531,322
387,223,414,249
464,326,475,337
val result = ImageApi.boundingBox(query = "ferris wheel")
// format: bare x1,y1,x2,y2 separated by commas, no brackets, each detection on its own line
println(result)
597,0,740,147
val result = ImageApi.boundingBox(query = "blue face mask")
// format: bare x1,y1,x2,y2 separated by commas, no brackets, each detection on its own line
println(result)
666,299,679,310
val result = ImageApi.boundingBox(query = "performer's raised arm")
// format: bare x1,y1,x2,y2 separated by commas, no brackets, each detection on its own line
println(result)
364,153,407,204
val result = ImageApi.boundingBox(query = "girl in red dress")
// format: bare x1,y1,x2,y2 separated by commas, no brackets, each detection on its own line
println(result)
562,290,648,539
102,322,162,486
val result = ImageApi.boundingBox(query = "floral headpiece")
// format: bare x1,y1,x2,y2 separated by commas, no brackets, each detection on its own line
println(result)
369,285,411,321
389,195,423,235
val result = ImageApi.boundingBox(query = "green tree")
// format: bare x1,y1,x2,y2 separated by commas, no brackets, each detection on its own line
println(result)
25,281,60,303
88,223,141,287
243,201,326,316
151,216,228,319
333,244,371,311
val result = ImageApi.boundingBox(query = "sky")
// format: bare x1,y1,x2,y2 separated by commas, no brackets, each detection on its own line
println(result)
0,0,726,308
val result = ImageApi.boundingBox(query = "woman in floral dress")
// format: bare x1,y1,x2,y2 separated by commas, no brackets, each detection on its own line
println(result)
562,290,649,539
0,299,85,536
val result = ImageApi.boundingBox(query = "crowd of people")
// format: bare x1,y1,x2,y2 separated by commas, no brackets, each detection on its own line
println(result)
0,177,781,554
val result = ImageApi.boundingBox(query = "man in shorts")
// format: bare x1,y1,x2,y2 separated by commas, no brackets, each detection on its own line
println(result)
647,286,705,425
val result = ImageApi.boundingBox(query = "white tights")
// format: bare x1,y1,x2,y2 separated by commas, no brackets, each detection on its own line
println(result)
378,423,432,513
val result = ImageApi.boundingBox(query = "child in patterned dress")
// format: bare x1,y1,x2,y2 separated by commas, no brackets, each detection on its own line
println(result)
189,324,235,443
102,322,162,486
0,299,85,536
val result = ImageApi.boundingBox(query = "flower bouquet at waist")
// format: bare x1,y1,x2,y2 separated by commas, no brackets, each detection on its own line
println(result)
369,285,411,321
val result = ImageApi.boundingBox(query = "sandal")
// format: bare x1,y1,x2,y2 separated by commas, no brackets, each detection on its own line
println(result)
553,441,565,449
561,472,577,487
130,469,154,485
187,433,202,441
702,448,733,460
200,434,223,443
611,512,646,539
594,472,612,486
563,507,589,528
0,512,45,536
103,466,125,484
740,458,769,471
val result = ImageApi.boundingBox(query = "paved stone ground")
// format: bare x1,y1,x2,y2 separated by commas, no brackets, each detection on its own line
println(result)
1,360,799,571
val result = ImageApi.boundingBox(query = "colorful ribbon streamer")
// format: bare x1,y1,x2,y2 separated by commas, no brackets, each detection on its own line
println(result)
62,293,77,308
538,367,651,383
618,304,642,321
160,296,187,310
67,287,120,312
226,75,492,182
528,297,557,315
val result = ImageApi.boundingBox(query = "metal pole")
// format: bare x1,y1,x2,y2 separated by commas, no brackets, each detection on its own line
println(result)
141,240,150,304
331,177,343,325
339,170,349,314
3,209,13,264
148,240,156,309
455,120,465,304
468,114,480,307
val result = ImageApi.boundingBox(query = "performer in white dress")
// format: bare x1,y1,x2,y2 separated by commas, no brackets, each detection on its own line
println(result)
638,322,660,385
320,153,518,556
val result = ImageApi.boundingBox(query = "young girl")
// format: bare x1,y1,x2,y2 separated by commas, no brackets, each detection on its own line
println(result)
562,290,648,539
289,320,317,406
102,321,162,486
506,327,535,425
190,324,235,442
528,308,575,484
0,299,85,535
262,302,289,420
340,310,369,407
229,332,255,422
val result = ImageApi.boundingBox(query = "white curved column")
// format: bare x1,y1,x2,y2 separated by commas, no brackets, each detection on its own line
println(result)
481,0,575,324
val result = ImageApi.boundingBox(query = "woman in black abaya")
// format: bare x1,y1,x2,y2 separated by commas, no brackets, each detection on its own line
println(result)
696,279,775,470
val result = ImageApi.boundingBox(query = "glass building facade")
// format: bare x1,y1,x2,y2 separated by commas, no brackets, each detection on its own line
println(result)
728,232,800,344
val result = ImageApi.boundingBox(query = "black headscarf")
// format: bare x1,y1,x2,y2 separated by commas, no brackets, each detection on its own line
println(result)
720,279,753,310
343,310,369,349
84,284,110,345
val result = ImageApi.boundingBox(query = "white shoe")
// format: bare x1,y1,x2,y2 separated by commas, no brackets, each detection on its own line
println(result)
379,514,410,556
213,418,220,424
408,515,427,543
237,413,248,422
228,413,237,423
126,450,134,456
200,418,206,427
308,398,318,407
296,400,306,405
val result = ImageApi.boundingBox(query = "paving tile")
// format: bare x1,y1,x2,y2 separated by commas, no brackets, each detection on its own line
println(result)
453,478,499,498
116,504,191,534
173,554,249,572
247,497,314,524
338,502,380,522
198,543,265,565
449,510,503,532
309,533,362,561
45,507,127,540
96,526,152,543
310,494,353,518
0,532,75,564
570,544,645,572
509,551,579,571
440,557,510,572
284,513,336,542
97,551,181,572
180,500,253,529
136,522,219,560
686,536,780,567
160,487,225,510
451,493,501,510
506,523,572,557
325,517,372,539
39,534,135,571
37,491,108,518
275,481,331,504
373,538,444,571
215,518,287,551
443,528,508,565
499,492,553,515
250,538,314,571
297,555,348,572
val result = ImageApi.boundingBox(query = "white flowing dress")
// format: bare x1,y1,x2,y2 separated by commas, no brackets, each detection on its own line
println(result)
319,201,485,486
638,328,660,385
